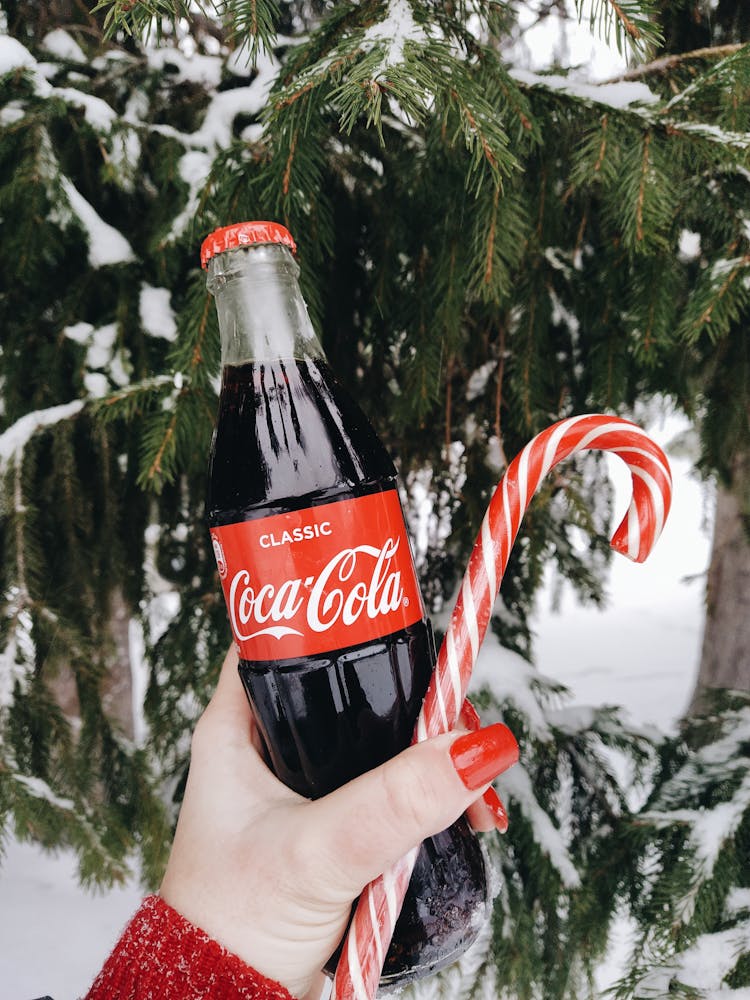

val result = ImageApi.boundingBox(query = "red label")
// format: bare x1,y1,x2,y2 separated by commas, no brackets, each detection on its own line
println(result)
210,491,424,661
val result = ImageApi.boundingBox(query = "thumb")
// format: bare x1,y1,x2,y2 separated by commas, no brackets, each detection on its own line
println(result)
303,723,518,900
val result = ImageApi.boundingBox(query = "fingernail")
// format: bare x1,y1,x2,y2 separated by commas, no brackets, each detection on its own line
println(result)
482,786,509,834
459,697,482,732
449,723,519,791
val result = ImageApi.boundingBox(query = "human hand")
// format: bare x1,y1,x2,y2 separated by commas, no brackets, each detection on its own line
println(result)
160,646,518,998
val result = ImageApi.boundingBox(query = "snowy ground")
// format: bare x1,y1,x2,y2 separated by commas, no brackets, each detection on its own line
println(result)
0,414,712,999
533,412,710,735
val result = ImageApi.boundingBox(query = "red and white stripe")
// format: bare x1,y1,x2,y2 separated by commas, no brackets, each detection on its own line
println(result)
331,414,672,999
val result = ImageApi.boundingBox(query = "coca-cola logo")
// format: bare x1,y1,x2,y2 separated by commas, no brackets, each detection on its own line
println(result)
211,533,228,579
228,538,406,642
211,492,424,659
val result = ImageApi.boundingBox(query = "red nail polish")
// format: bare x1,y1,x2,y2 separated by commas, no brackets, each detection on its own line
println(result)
449,723,519,791
459,697,482,732
482,786,509,834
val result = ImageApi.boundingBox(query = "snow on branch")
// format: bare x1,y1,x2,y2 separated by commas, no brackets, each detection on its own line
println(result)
59,179,135,268
361,0,428,71
642,771,750,882
501,763,582,889
0,598,34,710
12,773,75,812
510,67,660,112
0,401,85,474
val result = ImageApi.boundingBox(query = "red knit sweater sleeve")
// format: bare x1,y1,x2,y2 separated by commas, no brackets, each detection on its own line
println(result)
84,895,296,1000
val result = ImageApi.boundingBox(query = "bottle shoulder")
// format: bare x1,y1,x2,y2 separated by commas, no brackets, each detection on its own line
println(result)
206,357,398,524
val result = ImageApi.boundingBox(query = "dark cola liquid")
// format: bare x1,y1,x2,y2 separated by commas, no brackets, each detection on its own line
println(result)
207,357,488,986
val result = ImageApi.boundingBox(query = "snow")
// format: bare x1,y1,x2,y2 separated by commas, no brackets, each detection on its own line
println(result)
0,400,85,471
83,372,109,398
169,150,213,240
470,631,554,741
139,285,178,341
636,925,750,995
499,763,581,889
507,1,628,83
128,619,149,748
679,230,702,262
0,838,143,999
532,411,710,735
146,45,223,89
108,350,130,388
0,33,37,74
0,600,34,709
645,794,750,889
65,321,130,395
0,101,24,124
60,178,135,268
485,435,506,475
361,0,428,69
52,86,118,132
727,890,750,917
0,14,738,1000
677,121,750,150
41,28,86,64
192,59,276,151
465,360,497,402
510,67,660,110
64,320,95,345
13,773,75,812
85,322,118,369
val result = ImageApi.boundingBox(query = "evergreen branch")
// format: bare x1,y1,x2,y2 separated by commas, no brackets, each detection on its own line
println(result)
662,121,750,152
513,66,749,156
594,114,608,174
664,44,750,114
606,44,747,82
442,74,517,195
226,0,282,63
89,0,200,39
12,463,30,607
0,401,86,478
144,404,180,486
574,0,663,59
679,254,750,345
167,281,218,384
607,128,677,255
93,376,176,423
485,182,501,286
635,131,651,243
451,87,498,174
272,50,362,112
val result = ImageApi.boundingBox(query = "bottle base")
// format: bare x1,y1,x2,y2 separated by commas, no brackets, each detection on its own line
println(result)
326,817,489,991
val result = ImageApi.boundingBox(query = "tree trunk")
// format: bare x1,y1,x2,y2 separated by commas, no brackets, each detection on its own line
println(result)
101,586,136,740
690,457,750,713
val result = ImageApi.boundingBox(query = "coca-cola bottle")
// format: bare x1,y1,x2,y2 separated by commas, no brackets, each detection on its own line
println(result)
202,221,488,988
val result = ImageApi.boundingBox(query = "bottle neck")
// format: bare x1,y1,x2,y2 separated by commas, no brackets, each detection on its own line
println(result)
206,243,324,365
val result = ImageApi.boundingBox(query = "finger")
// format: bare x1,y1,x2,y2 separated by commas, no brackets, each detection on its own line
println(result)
459,697,482,732
465,797,496,833
197,645,263,753
458,699,510,833
481,786,509,833
208,643,242,712
456,701,494,831
304,723,518,898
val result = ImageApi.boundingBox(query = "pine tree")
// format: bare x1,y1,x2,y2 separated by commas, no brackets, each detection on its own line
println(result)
1,1,749,995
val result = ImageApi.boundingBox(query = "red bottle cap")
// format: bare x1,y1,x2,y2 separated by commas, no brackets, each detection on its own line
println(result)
200,221,297,269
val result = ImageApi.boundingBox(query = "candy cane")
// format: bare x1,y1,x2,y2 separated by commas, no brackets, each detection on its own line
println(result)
331,414,673,1000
